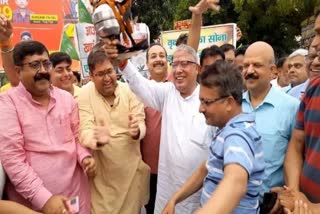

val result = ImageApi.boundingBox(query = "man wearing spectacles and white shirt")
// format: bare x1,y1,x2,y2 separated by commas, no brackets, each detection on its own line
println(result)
104,38,213,213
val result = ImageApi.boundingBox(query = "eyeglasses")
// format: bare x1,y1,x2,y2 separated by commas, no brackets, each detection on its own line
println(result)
21,60,53,71
200,95,229,106
93,69,115,78
170,60,197,70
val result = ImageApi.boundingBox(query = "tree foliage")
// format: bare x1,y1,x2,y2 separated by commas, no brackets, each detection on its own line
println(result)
132,0,319,55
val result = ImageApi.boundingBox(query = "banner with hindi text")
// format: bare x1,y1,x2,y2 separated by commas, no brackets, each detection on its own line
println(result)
161,23,237,62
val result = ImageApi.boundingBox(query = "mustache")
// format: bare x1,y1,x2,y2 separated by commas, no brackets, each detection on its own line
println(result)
33,72,50,82
244,73,259,80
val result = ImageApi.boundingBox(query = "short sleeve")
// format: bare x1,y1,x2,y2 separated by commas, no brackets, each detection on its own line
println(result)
223,134,255,175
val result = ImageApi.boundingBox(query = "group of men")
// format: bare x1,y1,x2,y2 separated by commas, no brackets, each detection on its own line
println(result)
0,0,319,214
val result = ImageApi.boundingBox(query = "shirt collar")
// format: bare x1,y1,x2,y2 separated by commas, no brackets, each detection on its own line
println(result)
243,85,278,108
16,82,56,107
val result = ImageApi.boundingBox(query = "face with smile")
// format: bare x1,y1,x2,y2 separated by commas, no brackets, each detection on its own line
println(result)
147,45,168,80
172,49,199,97
18,52,52,97
90,59,118,98
50,61,74,92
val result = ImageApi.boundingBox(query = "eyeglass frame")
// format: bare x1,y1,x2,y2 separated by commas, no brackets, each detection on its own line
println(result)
93,68,116,78
21,60,53,72
200,95,230,106
170,60,198,70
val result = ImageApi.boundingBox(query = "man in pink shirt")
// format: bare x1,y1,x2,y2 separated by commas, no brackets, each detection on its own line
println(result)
0,41,100,213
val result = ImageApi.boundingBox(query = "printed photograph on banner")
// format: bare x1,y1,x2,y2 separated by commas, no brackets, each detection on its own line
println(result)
4,0,64,51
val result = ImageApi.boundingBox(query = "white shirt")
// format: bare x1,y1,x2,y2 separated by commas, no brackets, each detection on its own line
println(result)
123,62,211,214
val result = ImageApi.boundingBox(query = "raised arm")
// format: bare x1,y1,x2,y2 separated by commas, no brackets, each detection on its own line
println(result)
187,0,220,51
0,14,19,86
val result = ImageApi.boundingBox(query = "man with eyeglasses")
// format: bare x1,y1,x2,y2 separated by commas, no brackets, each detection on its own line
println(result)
0,41,98,214
279,9,320,213
163,60,264,214
103,39,211,213
0,16,79,100
76,49,150,214
241,41,299,213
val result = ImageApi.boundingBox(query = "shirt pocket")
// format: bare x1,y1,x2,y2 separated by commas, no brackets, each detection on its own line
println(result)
55,114,74,144
261,129,288,164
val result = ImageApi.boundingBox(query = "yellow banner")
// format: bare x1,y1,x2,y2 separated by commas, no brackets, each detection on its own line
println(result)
161,23,237,62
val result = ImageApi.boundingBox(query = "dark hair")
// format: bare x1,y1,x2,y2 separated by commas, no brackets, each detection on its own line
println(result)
13,41,49,66
199,60,243,105
176,33,188,46
220,43,235,53
200,45,225,66
146,43,167,63
73,71,81,82
87,49,109,72
235,45,248,57
276,56,287,68
49,52,72,68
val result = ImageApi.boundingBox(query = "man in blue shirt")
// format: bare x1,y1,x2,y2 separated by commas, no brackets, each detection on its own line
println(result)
162,61,265,214
242,42,299,200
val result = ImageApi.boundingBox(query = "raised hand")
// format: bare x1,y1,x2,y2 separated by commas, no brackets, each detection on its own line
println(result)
95,119,110,147
189,0,220,15
0,14,13,43
128,114,140,140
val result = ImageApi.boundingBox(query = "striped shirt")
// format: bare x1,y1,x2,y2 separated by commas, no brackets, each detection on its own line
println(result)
296,77,320,203
201,113,265,213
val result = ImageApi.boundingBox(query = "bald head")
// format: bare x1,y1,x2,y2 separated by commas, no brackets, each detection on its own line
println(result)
245,41,275,64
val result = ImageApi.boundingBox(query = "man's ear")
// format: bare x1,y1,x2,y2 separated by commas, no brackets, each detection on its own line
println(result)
14,66,21,77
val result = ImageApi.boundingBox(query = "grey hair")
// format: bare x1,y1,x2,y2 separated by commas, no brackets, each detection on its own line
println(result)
288,49,308,59
173,44,198,63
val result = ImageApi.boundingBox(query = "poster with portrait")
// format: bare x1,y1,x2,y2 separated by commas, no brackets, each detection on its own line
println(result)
0,0,64,70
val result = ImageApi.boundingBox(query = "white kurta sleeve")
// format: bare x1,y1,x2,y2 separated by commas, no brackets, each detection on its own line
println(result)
121,61,171,112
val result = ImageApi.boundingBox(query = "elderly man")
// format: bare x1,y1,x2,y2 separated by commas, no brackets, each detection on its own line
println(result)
141,43,171,214
242,41,299,206
286,47,317,100
282,9,320,213
77,49,150,214
286,49,309,96
104,38,211,214
0,41,96,213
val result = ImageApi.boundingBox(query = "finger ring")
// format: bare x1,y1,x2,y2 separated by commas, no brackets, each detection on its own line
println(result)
62,208,66,214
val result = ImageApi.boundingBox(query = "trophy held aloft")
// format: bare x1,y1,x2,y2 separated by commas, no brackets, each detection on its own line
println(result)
90,0,149,60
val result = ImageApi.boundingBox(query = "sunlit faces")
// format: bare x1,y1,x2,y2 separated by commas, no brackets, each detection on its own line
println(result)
50,61,74,91
18,53,51,96
147,45,168,79
199,85,229,128
90,59,118,98
288,55,308,86
172,50,199,97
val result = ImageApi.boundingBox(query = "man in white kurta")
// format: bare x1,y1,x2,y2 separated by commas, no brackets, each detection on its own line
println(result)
120,44,211,214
